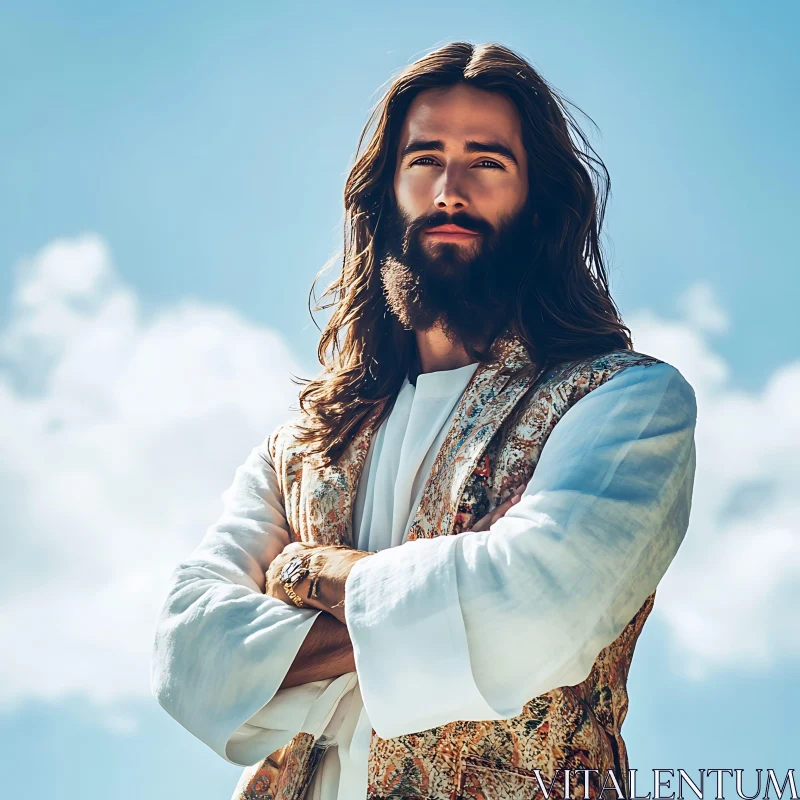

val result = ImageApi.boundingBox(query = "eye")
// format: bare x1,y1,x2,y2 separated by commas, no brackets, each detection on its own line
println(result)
409,157,504,169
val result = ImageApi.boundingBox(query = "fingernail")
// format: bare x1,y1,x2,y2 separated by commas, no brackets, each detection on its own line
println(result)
511,494,521,503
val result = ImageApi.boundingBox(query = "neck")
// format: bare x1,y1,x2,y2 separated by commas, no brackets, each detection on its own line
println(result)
414,324,475,375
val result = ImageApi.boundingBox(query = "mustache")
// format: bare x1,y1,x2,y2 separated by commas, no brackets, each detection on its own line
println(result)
406,210,494,240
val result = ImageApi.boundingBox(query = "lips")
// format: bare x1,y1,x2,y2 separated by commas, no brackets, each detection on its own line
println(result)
425,224,479,236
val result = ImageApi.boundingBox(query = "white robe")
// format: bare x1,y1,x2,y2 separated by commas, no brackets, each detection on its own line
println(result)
149,359,697,800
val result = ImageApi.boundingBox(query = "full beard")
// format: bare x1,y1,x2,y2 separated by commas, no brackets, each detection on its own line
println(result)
376,196,536,353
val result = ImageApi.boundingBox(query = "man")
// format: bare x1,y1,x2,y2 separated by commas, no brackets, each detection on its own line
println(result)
151,42,697,800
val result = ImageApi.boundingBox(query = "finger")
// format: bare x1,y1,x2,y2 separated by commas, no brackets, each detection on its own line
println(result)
497,484,526,509
472,505,499,531
489,495,520,525
473,501,511,532
267,545,301,579
477,486,526,529
471,484,528,531
283,541,315,557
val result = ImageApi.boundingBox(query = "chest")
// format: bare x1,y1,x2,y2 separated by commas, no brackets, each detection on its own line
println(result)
273,349,660,549
277,363,579,549
253,347,664,800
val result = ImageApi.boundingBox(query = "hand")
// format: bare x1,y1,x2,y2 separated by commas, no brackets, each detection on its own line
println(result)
470,483,527,532
265,483,527,612
301,544,373,624
265,541,372,623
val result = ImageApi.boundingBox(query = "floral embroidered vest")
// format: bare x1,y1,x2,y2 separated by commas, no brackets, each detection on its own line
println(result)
235,332,662,800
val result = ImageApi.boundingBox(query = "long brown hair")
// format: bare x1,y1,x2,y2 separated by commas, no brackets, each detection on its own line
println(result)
291,41,632,465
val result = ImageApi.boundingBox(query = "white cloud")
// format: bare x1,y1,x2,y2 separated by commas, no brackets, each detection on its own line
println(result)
0,234,310,714
0,234,797,723
629,287,800,678
676,280,730,335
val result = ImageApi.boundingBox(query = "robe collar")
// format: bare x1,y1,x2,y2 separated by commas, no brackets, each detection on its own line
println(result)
303,328,543,546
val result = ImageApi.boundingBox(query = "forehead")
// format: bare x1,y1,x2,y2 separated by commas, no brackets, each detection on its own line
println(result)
396,83,524,153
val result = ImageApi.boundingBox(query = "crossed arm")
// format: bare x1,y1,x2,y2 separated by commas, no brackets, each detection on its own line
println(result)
150,361,696,762
279,614,354,689
276,486,525,689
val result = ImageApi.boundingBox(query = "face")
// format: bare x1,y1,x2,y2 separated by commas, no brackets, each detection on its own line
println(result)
376,82,535,349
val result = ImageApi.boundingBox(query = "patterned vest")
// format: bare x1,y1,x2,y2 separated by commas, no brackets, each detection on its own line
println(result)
235,332,662,800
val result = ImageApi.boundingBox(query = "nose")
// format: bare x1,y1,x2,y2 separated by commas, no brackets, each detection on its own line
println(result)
434,165,469,210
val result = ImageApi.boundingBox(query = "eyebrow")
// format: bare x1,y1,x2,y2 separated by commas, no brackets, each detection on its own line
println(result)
399,138,520,167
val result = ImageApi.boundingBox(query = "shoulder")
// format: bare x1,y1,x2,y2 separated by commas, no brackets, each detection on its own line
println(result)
265,415,305,465
515,348,696,426
547,348,690,391
545,347,662,386
563,349,697,425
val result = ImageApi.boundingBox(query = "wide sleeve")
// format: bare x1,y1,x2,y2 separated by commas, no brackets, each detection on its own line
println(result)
343,361,697,739
225,672,359,766
150,437,329,766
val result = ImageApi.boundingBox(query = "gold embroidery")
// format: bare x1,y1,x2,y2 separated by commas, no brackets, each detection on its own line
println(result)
239,338,662,800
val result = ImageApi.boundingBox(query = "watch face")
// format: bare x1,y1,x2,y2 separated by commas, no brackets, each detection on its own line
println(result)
280,556,307,585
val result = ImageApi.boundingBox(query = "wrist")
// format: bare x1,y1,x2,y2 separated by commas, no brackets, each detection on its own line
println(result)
300,574,328,612
305,555,341,613
308,549,372,618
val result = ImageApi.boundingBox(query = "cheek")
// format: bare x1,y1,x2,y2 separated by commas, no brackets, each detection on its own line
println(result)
474,175,524,204
481,186,528,227
395,172,431,214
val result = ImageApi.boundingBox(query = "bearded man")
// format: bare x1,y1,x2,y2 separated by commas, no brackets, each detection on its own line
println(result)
151,41,697,800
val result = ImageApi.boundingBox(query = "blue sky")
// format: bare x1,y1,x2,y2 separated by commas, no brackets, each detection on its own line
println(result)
1,2,798,797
